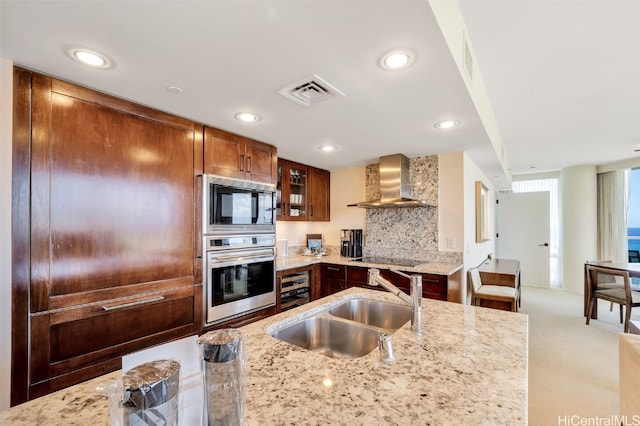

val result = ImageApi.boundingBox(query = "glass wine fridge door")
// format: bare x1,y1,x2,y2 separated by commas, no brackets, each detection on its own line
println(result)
205,247,276,325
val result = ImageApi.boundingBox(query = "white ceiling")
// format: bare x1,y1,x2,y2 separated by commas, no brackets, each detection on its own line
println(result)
2,1,639,189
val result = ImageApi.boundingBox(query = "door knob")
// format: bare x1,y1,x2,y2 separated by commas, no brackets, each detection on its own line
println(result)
538,242,549,247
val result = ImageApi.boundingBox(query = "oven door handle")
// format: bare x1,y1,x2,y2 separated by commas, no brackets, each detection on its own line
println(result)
209,252,275,266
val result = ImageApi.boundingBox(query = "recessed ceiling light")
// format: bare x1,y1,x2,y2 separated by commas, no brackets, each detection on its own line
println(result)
319,144,336,153
235,112,261,123
68,48,111,69
167,86,183,94
434,120,459,129
379,49,415,71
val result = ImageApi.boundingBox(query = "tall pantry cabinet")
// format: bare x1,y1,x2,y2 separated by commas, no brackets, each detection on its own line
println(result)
11,68,202,404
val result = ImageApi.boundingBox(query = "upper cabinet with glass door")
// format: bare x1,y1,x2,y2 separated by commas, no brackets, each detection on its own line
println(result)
277,159,330,222
277,159,308,221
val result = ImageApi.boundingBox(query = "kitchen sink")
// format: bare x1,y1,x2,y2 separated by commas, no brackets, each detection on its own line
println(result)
271,316,380,359
328,298,411,332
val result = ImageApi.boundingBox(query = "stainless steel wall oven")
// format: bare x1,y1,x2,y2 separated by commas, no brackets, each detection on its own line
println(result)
204,234,276,326
202,175,277,325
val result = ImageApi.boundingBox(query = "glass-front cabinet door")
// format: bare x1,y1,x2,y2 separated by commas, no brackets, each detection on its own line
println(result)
276,159,307,221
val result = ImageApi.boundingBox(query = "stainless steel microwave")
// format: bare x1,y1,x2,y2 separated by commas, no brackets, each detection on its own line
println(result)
202,174,276,234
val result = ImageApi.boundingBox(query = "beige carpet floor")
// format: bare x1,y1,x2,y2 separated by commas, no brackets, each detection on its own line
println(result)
521,285,640,425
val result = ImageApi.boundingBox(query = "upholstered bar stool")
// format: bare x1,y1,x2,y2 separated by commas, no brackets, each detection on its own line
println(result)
468,268,518,312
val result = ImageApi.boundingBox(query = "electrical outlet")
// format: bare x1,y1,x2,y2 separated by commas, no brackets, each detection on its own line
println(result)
447,237,455,249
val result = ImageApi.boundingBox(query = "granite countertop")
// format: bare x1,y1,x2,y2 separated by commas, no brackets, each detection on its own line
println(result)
277,254,462,276
0,287,528,425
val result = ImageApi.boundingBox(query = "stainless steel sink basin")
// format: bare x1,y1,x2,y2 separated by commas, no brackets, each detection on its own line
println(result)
329,298,410,331
271,316,379,359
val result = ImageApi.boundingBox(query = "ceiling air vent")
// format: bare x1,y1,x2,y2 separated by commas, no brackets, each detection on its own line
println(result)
278,74,345,107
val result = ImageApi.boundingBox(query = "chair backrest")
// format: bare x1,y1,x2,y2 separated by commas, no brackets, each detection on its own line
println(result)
468,268,483,294
586,264,632,298
629,250,640,263
585,260,616,286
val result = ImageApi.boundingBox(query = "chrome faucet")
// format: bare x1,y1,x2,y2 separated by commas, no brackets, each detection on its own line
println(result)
368,268,423,334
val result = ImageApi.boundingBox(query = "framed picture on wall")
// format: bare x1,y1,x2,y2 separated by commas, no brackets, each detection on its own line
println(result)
476,181,490,242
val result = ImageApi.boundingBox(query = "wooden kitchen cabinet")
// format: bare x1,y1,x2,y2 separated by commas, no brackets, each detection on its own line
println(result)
206,306,277,331
321,264,348,297
346,265,378,290
277,159,330,222
331,265,449,301
308,166,331,221
12,68,202,403
277,159,309,221
379,270,448,301
29,286,197,399
203,126,277,184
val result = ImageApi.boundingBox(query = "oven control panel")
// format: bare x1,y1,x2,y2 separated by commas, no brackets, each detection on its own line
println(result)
205,234,276,251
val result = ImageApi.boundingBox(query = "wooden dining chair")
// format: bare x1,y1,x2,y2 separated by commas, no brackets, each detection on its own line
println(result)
468,268,518,312
585,264,640,333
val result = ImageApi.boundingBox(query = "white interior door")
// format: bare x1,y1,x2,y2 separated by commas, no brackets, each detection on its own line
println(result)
497,191,550,287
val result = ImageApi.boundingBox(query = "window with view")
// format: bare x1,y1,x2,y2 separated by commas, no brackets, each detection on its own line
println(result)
628,168,640,271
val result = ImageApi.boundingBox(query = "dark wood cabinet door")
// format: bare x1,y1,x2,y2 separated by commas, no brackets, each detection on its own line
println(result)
346,265,368,287
381,270,447,300
30,79,197,309
308,166,330,221
203,127,244,179
29,286,197,399
277,159,329,222
206,306,277,330
418,272,448,301
16,71,201,402
322,264,346,297
244,137,277,184
204,128,277,184
277,159,308,221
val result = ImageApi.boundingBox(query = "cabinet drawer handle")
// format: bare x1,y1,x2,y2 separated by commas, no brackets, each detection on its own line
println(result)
101,296,165,311
240,154,245,171
310,205,314,217
247,156,252,173
327,267,341,271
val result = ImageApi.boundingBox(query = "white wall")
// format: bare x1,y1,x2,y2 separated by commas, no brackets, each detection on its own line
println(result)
428,0,511,182
275,166,366,250
561,165,597,294
463,152,496,302
438,152,464,253
0,56,13,410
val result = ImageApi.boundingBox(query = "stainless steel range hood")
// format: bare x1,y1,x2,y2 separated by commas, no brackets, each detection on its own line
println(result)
348,154,435,208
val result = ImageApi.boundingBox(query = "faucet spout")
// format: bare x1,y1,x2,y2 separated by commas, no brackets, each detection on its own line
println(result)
368,268,423,334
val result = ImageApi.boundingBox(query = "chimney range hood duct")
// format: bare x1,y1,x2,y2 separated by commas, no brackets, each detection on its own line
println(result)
348,154,435,208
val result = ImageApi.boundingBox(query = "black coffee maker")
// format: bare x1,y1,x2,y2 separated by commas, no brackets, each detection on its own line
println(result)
340,229,363,258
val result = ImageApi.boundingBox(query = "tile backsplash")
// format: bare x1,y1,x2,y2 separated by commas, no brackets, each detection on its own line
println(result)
364,155,461,264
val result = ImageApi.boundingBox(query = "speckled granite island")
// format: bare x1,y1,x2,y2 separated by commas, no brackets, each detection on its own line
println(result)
276,253,462,276
0,287,528,425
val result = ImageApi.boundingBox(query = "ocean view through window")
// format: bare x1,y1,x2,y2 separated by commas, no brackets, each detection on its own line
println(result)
629,168,640,258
